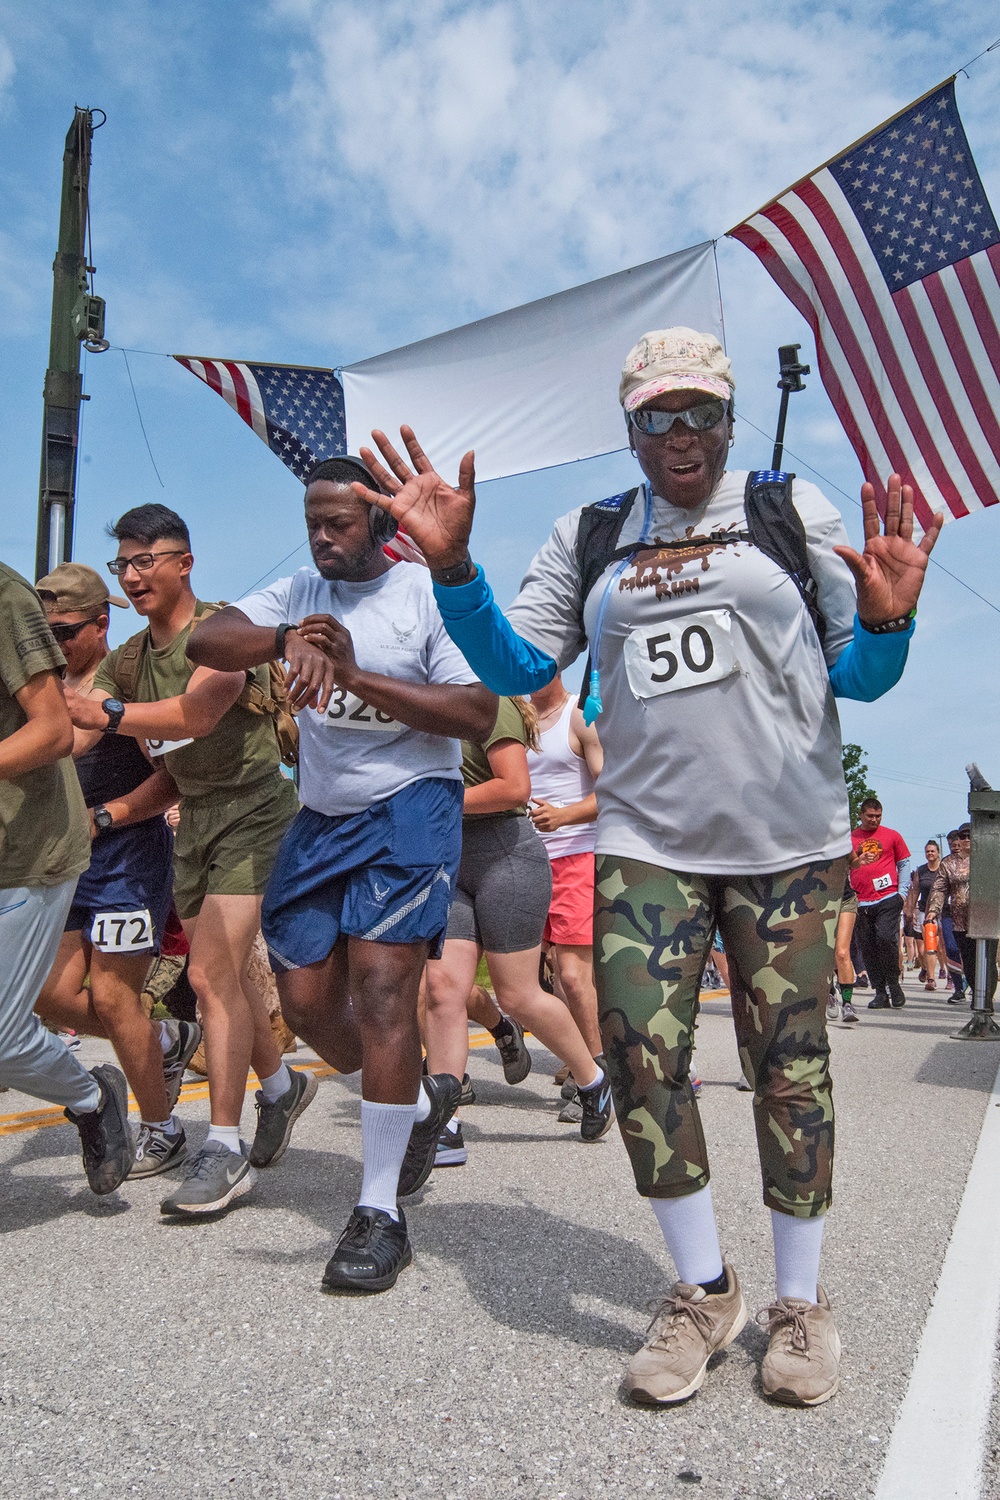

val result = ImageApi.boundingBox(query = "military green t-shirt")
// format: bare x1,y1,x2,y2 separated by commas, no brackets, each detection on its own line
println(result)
460,695,530,820
93,601,280,801
0,563,90,888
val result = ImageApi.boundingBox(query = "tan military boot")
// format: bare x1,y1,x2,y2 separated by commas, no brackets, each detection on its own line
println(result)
624,1263,748,1404
758,1286,841,1406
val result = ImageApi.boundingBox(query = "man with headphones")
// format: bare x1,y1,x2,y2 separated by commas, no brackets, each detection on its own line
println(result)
188,457,497,1292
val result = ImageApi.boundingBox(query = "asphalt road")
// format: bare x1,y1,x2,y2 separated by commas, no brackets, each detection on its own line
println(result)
1,973,997,1500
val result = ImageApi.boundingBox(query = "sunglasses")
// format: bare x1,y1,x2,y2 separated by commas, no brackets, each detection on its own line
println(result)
107,549,187,577
628,398,731,436
49,617,102,643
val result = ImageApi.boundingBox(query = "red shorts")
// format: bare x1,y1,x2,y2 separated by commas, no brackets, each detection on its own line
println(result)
543,851,595,948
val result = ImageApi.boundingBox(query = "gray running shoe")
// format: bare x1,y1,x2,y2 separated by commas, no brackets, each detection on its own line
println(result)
248,1066,318,1167
161,1019,203,1113
841,1002,859,1024
129,1121,187,1179
825,996,839,1023
493,1018,532,1085
64,1063,134,1195
558,1090,583,1124
159,1140,256,1215
458,1073,475,1107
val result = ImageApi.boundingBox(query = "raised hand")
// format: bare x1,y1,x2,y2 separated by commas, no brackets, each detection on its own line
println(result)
833,474,943,624
353,426,476,571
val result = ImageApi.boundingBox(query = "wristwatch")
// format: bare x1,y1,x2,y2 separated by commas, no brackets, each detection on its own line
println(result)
101,698,126,733
92,805,114,833
274,623,297,657
430,554,477,587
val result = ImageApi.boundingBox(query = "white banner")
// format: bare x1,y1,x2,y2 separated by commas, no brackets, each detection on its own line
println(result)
342,241,722,483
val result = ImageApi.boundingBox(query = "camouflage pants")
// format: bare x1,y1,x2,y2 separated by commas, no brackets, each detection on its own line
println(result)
594,854,847,1219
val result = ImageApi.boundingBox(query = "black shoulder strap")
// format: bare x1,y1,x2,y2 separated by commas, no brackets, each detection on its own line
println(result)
743,471,826,644
574,487,641,708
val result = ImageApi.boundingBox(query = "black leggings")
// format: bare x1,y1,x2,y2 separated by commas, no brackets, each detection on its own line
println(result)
955,932,998,1011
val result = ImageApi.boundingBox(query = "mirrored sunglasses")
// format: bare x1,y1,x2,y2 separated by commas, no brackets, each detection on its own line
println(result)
628,398,730,436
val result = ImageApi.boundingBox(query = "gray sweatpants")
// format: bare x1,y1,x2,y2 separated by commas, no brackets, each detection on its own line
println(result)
0,880,100,1111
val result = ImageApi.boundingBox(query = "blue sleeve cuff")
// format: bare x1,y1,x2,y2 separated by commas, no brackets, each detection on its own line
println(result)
432,564,557,694
829,613,914,701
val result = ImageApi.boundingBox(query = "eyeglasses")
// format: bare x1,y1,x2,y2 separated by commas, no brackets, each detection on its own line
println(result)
957,832,971,840
49,617,102,643
628,398,731,436
107,549,187,577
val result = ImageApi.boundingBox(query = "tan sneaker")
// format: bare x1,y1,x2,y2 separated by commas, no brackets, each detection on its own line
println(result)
757,1286,841,1406
624,1263,748,1404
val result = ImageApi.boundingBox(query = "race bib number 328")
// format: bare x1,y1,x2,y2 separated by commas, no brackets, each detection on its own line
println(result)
323,689,403,732
623,609,738,701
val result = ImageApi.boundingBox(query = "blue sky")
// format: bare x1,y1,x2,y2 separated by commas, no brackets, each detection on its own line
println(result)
2,1,999,854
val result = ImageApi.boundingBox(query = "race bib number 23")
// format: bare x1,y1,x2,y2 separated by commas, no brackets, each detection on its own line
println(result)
623,609,738,701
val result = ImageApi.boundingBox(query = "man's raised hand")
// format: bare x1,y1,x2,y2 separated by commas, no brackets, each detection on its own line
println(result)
833,472,943,625
353,426,476,571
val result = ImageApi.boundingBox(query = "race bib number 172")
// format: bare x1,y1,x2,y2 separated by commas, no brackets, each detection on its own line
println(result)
623,609,738,701
91,908,155,954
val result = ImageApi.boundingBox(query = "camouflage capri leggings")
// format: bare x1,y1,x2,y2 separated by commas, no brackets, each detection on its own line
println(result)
594,853,848,1219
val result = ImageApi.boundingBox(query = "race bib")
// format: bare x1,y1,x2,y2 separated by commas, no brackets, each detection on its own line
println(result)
145,736,194,758
623,609,737,700
872,873,893,892
323,689,403,732
91,908,155,954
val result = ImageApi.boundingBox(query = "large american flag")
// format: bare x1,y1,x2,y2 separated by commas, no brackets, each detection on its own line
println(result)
174,356,424,563
729,79,1000,530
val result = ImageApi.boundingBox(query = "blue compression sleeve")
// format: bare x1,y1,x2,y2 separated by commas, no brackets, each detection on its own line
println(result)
828,614,914,701
432,565,558,694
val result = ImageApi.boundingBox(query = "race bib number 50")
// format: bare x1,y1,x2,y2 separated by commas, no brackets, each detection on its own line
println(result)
324,689,403,732
91,908,155,953
623,609,738,701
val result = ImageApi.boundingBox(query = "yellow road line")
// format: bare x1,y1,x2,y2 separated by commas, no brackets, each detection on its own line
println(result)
0,1028,502,1138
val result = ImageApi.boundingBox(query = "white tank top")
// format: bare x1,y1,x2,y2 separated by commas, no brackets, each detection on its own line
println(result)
526,696,597,860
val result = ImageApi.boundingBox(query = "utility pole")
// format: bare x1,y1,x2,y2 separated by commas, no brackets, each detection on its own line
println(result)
34,107,108,580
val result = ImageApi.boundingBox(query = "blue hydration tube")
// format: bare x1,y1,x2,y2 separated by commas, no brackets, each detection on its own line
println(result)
582,482,654,726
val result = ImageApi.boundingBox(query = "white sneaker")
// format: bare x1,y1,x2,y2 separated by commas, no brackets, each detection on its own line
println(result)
825,996,839,1023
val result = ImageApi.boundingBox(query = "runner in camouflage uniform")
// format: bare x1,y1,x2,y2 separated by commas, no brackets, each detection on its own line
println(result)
351,327,940,1408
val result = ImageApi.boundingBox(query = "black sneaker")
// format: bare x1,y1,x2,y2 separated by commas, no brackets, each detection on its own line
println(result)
248,1066,318,1167
493,1017,532,1084
435,1121,468,1166
64,1064,134,1195
321,1207,412,1293
578,1071,615,1142
398,1074,462,1197
889,984,906,1008
868,992,891,1009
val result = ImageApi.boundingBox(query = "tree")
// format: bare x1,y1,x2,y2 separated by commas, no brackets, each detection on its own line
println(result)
842,743,878,829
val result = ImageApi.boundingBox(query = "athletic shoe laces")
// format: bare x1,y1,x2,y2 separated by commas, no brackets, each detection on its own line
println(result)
756,1298,811,1356
644,1291,720,1351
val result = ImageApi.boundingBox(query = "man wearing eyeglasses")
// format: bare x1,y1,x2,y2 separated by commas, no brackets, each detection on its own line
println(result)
348,326,940,1410
64,505,307,1218
926,823,995,1011
33,562,202,1176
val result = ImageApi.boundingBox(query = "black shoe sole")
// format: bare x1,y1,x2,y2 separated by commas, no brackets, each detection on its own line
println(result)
321,1242,413,1294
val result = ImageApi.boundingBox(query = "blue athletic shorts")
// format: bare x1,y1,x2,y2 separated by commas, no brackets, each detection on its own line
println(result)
262,777,464,971
67,818,174,956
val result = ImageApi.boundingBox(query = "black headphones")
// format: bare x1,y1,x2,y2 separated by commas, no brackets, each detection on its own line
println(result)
312,455,399,546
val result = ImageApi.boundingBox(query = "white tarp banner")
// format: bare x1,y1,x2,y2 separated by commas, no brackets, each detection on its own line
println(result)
341,241,722,483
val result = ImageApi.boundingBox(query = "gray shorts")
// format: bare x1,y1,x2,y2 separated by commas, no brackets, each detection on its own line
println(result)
446,815,553,954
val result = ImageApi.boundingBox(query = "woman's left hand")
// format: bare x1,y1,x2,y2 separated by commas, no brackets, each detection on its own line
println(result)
833,473,943,624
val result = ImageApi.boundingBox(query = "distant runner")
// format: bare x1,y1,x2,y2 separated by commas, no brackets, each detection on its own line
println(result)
850,800,910,1010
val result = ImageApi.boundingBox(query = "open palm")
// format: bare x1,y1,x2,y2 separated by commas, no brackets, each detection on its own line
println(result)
833,474,943,622
353,426,476,571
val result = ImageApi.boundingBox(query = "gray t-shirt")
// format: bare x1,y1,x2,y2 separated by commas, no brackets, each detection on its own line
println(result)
239,562,478,816
505,470,857,875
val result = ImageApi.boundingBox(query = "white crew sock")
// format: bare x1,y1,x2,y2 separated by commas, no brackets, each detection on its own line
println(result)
577,1064,605,1092
771,1210,825,1303
205,1123,242,1153
414,1082,432,1122
157,1021,172,1055
358,1100,418,1221
141,1117,177,1133
258,1061,292,1104
649,1184,725,1286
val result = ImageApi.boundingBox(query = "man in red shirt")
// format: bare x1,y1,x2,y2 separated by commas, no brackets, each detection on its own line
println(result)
850,799,910,1009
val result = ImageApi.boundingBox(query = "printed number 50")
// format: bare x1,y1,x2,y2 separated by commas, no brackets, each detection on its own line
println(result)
646,625,715,683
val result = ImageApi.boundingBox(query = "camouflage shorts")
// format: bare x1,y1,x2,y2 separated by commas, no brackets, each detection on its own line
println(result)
594,854,848,1219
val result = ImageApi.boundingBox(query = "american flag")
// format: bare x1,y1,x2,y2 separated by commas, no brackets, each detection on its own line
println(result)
729,79,1000,530
174,355,424,563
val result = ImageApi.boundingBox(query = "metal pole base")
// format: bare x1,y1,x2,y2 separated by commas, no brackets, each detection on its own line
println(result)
951,1010,1000,1040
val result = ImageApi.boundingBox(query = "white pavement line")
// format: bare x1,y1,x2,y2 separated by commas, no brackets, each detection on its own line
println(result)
874,1055,1000,1500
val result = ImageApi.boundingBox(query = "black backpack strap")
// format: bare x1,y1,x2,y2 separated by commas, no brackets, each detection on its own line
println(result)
743,470,826,645
574,487,640,709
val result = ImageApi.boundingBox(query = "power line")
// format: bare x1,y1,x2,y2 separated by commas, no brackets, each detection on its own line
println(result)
120,348,165,488
736,413,1000,618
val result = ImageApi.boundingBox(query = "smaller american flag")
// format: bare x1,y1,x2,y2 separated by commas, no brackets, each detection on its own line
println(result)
175,355,423,564
174,357,347,479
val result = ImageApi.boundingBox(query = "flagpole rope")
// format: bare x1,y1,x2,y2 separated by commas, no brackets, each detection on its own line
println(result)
956,36,1000,78
736,413,1000,617
120,349,166,487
